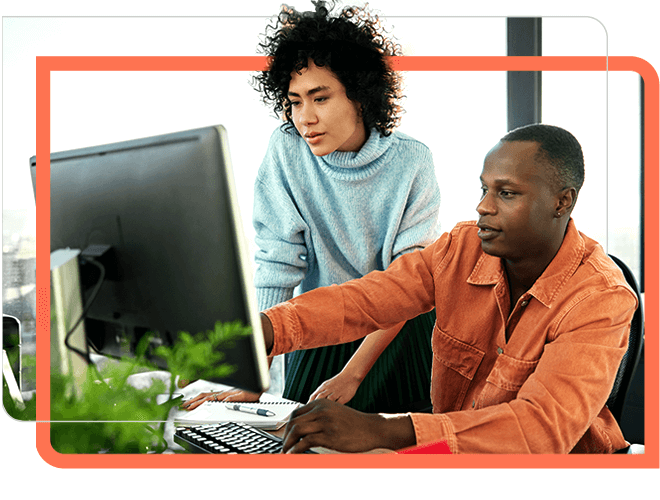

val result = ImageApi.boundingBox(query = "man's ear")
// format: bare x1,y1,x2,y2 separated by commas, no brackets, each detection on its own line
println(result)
556,187,578,216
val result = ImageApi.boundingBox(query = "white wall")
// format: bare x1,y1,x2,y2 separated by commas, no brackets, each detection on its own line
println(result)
6,15,633,262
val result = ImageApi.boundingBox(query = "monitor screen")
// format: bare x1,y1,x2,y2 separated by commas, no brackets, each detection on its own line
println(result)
31,125,270,393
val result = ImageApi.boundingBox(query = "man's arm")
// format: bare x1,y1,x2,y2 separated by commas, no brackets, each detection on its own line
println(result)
257,259,427,453
258,242,442,453
262,242,439,359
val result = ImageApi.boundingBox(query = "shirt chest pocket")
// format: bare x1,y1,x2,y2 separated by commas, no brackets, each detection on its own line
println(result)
476,353,540,409
432,327,485,413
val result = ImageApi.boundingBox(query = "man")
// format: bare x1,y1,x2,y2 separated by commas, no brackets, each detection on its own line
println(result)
260,124,638,454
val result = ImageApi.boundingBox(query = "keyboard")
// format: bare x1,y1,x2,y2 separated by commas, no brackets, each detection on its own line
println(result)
174,421,316,454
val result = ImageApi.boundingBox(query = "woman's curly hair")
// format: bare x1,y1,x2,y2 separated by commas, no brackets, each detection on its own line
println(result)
253,0,403,137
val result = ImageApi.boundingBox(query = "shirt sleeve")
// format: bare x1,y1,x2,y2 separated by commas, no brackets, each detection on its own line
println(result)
252,134,311,311
409,285,637,454
265,236,447,357
391,145,441,260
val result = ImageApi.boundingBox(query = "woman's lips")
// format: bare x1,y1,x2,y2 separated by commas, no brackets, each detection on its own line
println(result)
305,132,324,144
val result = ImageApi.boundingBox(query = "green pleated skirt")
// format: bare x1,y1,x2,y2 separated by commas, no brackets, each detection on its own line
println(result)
282,309,436,413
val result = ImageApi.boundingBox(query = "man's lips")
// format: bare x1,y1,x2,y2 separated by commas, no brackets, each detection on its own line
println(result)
477,223,500,240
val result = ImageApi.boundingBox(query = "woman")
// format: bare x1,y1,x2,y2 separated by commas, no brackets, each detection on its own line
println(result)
184,0,439,413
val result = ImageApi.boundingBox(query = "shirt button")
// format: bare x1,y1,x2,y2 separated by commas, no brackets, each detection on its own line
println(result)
497,347,504,355
521,300,529,307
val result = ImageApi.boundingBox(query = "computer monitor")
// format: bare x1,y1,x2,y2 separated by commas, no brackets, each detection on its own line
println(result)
30,125,270,393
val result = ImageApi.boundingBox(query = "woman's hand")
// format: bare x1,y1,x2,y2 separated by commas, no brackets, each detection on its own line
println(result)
180,389,261,411
281,399,416,454
307,323,405,406
308,371,361,405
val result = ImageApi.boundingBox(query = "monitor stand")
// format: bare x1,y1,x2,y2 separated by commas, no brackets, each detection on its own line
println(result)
51,248,89,399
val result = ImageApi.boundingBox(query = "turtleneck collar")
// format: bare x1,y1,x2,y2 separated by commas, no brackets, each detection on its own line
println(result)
318,129,393,179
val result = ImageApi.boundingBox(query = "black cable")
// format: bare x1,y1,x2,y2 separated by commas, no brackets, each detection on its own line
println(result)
63,257,106,366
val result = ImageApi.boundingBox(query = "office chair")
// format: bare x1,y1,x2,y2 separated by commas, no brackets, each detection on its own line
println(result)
606,254,645,453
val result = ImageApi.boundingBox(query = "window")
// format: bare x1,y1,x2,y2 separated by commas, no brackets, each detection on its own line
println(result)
543,17,643,287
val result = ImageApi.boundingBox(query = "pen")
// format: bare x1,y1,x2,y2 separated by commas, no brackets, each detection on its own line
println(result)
228,404,276,417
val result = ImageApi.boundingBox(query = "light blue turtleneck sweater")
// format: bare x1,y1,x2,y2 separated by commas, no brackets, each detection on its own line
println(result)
253,125,441,313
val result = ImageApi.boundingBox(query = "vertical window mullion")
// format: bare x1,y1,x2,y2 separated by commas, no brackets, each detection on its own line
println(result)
507,17,542,130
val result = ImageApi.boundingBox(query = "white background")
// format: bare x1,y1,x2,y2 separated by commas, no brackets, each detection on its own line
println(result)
1,0,658,498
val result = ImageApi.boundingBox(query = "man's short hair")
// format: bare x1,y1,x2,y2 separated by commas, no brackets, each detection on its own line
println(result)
502,124,585,193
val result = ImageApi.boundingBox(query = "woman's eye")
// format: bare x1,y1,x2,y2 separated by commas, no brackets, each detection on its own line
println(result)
315,97,327,103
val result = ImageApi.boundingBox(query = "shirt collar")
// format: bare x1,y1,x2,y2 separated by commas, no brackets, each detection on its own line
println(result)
467,219,585,307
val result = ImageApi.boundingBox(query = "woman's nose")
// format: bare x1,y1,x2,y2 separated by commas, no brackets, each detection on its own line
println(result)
298,104,317,125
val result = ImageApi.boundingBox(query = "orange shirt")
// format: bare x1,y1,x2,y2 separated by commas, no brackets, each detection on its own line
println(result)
265,220,638,453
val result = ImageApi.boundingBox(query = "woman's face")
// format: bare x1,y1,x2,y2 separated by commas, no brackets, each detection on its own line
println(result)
288,61,367,156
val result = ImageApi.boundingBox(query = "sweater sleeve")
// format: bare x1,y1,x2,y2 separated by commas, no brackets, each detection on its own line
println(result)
390,141,441,260
253,131,311,311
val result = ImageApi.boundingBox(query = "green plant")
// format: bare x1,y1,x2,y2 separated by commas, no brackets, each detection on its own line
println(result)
151,320,249,397
37,320,249,454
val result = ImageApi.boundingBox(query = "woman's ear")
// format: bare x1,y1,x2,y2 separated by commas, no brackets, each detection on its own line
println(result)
352,100,363,119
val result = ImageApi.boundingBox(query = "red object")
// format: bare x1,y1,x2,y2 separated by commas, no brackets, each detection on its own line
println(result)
398,441,452,454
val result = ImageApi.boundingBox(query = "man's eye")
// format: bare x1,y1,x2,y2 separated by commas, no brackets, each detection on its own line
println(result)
315,97,327,103
500,190,515,198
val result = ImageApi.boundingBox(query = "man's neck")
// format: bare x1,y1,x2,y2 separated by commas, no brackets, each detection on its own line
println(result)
503,223,568,305
504,252,554,307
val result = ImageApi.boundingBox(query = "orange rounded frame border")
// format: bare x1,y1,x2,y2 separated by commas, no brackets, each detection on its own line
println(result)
34,55,659,469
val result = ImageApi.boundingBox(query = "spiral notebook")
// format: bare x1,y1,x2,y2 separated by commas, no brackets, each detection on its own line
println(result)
174,400,302,430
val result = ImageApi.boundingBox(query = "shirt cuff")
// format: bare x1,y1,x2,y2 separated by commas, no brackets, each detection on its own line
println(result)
263,301,301,357
408,412,458,453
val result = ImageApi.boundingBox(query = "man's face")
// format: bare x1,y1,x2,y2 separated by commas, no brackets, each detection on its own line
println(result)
476,140,562,263
288,61,366,156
